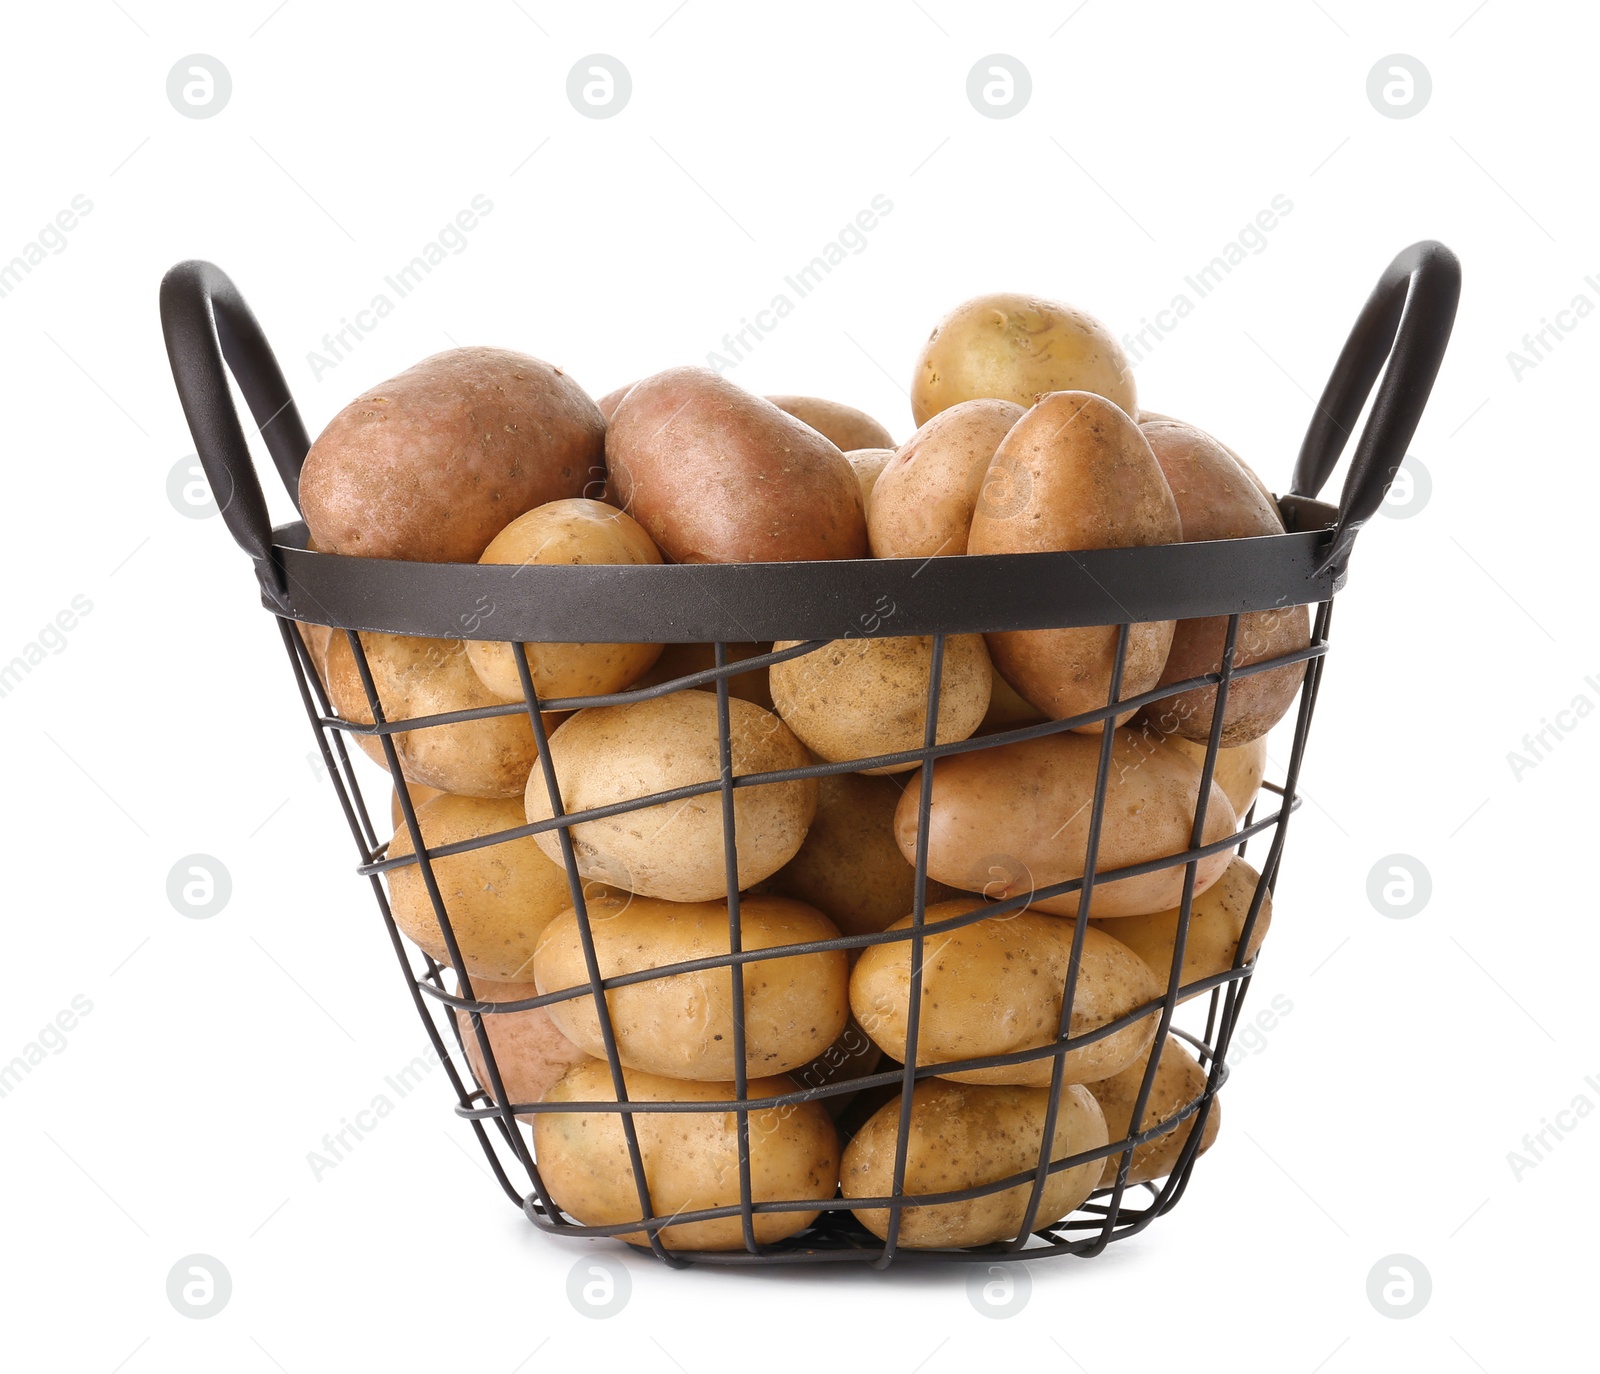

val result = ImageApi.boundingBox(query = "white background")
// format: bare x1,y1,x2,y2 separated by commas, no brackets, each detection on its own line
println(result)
1,1,1594,1369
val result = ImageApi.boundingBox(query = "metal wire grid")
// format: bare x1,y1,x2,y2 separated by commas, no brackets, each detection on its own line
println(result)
275,596,1333,1268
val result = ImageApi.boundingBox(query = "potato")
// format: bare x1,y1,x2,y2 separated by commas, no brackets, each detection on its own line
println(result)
1088,1036,1219,1186
1162,733,1268,819
911,293,1136,427
534,1060,840,1250
867,399,1024,559
1092,857,1272,1000
453,977,593,1113
767,395,895,451
595,382,635,421
533,892,848,1080
978,663,1048,735
524,692,816,901
389,780,445,830
791,1019,884,1118
767,770,959,938
844,448,895,516
1140,418,1310,745
629,641,775,711
295,620,333,690
894,728,1238,918
387,794,592,981
327,631,541,798
607,368,867,563
769,635,991,774
464,500,664,703
850,901,1162,1086
968,393,1181,730
841,1078,1107,1247
300,347,603,564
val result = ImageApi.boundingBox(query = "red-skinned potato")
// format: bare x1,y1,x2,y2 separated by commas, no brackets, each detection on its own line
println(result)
606,368,867,563
767,395,895,451
300,347,603,563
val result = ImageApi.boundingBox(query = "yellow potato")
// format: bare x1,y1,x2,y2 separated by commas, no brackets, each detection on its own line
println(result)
769,635,991,774
767,395,895,451
387,794,593,981
767,770,959,938
389,780,445,830
841,1078,1107,1247
867,399,1023,559
327,631,541,799
534,1060,840,1250
1091,857,1272,1001
533,892,848,1081
465,499,663,703
628,640,775,711
895,729,1238,919
790,1018,884,1119
1163,734,1268,819
967,393,1180,731
911,292,1136,426
524,692,816,901
845,447,895,516
452,977,593,1114
850,901,1162,1086
1088,1035,1219,1186
978,663,1048,735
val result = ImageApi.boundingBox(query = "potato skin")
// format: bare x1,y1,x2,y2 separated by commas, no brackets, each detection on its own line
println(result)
844,448,895,517
387,794,587,981
867,399,1024,559
535,1060,841,1250
911,293,1136,426
629,640,775,711
1140,418,1310,745
841,1078,1107,1247
453,977,593,1114
300,347,603,564
595,382,635,421
767,395,895,451
533,892,849,1081
327,631,540,798
465,499,664,703
851,901,1163,1086
767,770,960,938
523,692,817,901
894,728,1237,919
769,635,991,774
1163,734,1268,819
968,393,1181,730
1092,857,1272,1001
1088,1035,1219,1186
606,368,867,564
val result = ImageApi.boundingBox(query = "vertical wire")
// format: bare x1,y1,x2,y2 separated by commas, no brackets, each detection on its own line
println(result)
512,641,680,1265
874,631,945,1270
714,642,760,1254
1009,622,1132,1248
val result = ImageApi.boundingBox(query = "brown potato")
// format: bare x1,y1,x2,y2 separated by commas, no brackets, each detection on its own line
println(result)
968,393,1181,730
867,399,1024,559
767,770,959,938
978,663,1048,735
464,499,664,703
606,368,866,564
629,641,775,711
791,1019,884,1119
767,395,895,451
452,977,593,1113
387,794,593,981
844,448,895,516
300,347,603,563
1140,418,1310,745
911,293,1136,426
595,382,635,421
1092,857,1272,1000
769,635,991,775
524,692,816,901
389,780,445,830
326,631,541,798
1088,1036,1219,1186
851,901,1163,1086
535,1060,840,1250
841,1078,1107,1247
295,620,333,690
894,728,1237,919
533,892,848,1081
1163,734,1268,819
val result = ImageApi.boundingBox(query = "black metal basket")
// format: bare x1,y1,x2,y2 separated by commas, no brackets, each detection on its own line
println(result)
159,242,1459,1269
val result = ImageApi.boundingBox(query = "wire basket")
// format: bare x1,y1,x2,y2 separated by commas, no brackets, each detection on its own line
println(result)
159,242,1459,1269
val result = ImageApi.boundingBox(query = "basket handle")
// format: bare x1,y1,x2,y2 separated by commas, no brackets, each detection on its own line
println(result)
1289,239,1460,576
160,259,310,610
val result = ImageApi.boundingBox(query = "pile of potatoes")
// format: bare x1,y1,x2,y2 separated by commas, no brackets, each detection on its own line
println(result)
295,291,1300,1252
